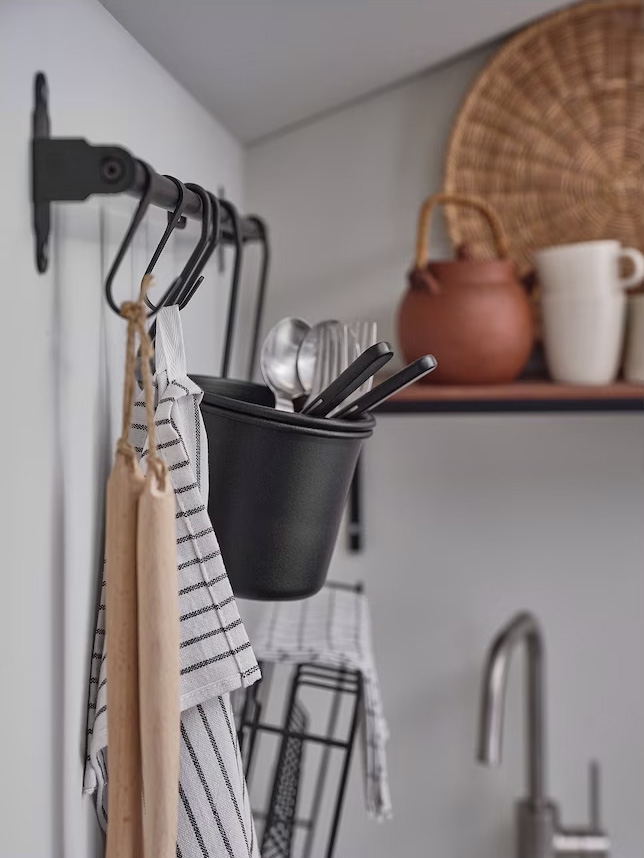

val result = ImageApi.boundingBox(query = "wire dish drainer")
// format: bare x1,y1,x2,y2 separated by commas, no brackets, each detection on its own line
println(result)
237,580,363,858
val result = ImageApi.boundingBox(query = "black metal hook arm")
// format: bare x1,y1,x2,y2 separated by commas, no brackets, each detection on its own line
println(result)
32,72,263,274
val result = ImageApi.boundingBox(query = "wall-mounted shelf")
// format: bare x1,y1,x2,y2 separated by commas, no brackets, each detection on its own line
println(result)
348,378,642,552
375,380,644,415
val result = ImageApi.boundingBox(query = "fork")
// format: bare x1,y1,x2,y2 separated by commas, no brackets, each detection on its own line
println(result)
326,321,376,416
306,321,342,407
352,321,378,392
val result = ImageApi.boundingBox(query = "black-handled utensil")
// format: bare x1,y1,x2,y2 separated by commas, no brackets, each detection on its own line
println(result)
302,341,394,417
331,354,437,418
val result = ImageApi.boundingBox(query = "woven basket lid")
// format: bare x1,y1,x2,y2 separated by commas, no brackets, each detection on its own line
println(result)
444,1,644,276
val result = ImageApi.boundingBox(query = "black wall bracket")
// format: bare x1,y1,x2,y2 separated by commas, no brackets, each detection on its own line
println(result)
31,72,264,276
30,71,269,381
31,72,136,273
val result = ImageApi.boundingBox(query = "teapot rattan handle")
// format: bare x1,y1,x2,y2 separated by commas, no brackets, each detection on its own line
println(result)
414,192,510,268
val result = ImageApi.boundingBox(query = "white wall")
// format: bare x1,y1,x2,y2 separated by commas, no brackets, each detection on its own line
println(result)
2,6,642,858
0,2,245,856
246,48,644,858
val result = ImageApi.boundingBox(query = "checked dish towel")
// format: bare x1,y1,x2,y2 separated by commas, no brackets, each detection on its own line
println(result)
251,583,392,821
85,305,261,857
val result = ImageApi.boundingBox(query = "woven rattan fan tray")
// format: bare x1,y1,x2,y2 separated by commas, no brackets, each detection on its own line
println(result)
444,1,644,277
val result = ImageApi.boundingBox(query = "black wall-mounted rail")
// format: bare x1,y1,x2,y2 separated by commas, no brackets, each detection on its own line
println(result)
31,72,269,380
31,71,264,271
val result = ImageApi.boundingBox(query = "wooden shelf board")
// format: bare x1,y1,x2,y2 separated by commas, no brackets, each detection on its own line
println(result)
375,380,644,414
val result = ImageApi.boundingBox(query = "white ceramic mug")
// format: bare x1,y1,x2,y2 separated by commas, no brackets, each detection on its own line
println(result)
624,294,644,383
541,292,626,385
535,240,644,296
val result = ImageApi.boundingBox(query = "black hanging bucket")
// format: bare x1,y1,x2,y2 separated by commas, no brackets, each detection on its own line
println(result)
200,389,374,600
190,374,276,408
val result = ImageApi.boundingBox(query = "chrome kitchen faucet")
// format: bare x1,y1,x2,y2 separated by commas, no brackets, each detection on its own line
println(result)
477,612,610,858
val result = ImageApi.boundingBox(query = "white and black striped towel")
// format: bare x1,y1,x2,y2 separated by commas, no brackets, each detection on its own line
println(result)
84,306,261,857
252,584,391,821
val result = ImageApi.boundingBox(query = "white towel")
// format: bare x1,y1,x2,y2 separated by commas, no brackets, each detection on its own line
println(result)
85,306,261,857
251,584,392,820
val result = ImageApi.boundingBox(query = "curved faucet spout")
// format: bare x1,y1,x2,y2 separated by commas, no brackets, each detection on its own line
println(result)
477,612,547,805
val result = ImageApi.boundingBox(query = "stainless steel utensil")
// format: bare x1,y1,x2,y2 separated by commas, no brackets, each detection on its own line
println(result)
343,320,377,407
339,323,356,378
297,320,341,403
302,342,394,417
332,354,437,418
351,321,378,389
260,317,310,411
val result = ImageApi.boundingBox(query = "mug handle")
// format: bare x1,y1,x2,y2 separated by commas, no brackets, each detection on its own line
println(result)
619,248,644,290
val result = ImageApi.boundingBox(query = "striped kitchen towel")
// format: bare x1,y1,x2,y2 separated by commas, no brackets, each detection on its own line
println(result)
84,306,261,857
251,583,391,820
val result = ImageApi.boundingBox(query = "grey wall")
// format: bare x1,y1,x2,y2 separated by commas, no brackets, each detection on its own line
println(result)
0,2,244,855
245,47,644,858
3,5,642,857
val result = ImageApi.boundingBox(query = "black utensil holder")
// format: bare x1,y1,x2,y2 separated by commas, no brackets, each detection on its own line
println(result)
200,393,373,600
190,374,276,408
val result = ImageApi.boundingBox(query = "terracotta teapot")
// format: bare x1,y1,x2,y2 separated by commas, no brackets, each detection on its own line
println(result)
398,193,534,384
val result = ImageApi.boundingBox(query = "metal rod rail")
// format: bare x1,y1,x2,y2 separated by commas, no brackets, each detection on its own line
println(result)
302,667,346,858
324,673,362,858
31,71,266,272
239,721,350,750
31,72,271,376
128,160,263,244
251,811,313,830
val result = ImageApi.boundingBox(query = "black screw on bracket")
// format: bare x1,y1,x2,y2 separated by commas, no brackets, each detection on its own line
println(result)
100,156,126,184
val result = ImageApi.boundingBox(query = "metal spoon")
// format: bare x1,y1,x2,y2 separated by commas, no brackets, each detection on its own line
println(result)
260,317,310,411
297,320,342,403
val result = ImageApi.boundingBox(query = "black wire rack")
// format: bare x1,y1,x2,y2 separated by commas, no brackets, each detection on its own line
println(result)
237,638,363,858
260,698,309,858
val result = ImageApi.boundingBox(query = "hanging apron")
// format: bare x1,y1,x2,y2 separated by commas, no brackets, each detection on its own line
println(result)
104,282,180,858
85,305,261,858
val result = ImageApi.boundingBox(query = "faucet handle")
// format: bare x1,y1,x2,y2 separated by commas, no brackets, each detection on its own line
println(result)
588,760,601,830
552,761,610,856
